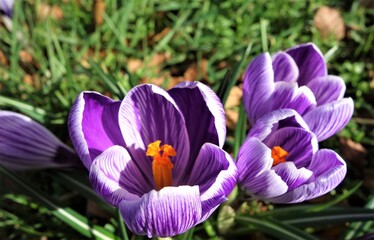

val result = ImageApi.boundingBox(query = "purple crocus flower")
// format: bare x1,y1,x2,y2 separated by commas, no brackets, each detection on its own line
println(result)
243,43,354,141
0,0,14,17
0,111,79,170
68,82,237,237
237,109,347,203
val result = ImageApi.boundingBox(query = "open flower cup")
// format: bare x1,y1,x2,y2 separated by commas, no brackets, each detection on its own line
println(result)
243,43,354,141
68,82,238,237
237,109,347,203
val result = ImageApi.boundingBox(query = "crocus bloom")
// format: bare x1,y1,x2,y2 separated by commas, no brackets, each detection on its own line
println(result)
243,43,354,141
0,0,14,17
68,82,237,237
237,109,347,203
0,111,79,170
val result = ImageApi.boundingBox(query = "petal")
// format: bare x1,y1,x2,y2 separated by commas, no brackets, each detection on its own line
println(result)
249,109,309,141
269,149,346,203
264,127,318,168
306,75,346,106
118,84,190,185
119,186,202,238
186,143,237,222
0,111,79,170
272,52,299,82
0,0,14,17
303,98,354,141
89,145,141,206
243,53,275,124
286,43,327,86
237,137,272,181
237,137,288,199
272,82,316,115
68,91,125,169
168,82,226,179
272,162,313,191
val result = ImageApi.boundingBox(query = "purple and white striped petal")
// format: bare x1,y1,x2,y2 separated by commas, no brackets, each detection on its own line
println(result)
0,111,79,170
286,43,327,86
303,98,354,141
272,52,299,82
237,137,288,199
306,75,346,106
263,127,318,168
119,186,202,238
89,146,141,206
272,82,316,115
269,149,346,203
118,84,190,186
0,0,14,17
186,143,237,222
168,82,226,179
68,91,125,169
272,162,313,191
249,109,310,141
243,53,275,124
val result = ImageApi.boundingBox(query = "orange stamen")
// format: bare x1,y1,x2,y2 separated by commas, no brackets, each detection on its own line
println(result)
146,140,175,190
271,146,288,166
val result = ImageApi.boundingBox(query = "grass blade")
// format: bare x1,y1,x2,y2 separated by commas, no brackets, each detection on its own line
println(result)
235,216,318,240
0,166,119,240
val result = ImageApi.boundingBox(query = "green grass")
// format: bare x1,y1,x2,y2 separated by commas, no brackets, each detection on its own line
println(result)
0,0,373,239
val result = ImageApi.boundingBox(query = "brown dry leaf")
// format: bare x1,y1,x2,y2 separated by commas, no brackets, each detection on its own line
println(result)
314,6,345,40
370,70,374,89
142,75,167,87
19,50,33,63
339,138,367,167
226,109,239,130
225,86,242,109
184,59,208,81
167,76,186,89
94,0,105,27
38,4,64,20
127,58,143,72
225,86,243,130
23,74,40,89
0,50,8,65
152,28,170,42
184,63,198,81
149,53,171,68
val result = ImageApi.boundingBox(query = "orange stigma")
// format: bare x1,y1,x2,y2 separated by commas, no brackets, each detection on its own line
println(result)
146,140,176,190
271,146,288,166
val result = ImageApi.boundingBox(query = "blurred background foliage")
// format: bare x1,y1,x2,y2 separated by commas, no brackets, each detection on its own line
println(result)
0,0,373,239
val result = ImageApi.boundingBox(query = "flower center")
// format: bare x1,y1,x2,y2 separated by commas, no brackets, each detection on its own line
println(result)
271,146,288,166
146,140,176,190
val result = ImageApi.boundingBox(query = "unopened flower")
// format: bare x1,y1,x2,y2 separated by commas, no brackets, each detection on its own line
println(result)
0,111,79,170
243,43,353,141
68,82,237,237
237,109,347,203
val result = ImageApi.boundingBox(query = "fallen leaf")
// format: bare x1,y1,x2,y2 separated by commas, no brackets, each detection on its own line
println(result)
19,50,33,63
339,138,367,168
225,86,243,130
149,53,171,68
127,58,143,72
94,0,105,27
314,6,345,40
0,50,8,65
225,86,242,109
38,4,64,20
167,76,186,89
152,28,170,42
